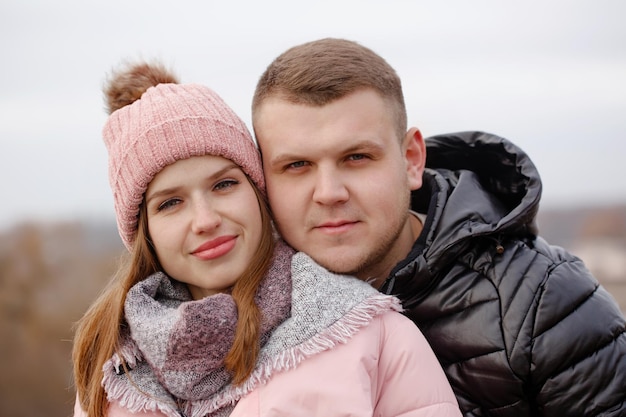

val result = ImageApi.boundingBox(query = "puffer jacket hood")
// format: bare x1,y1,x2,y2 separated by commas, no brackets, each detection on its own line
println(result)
424,130,541,238
382,131,626,416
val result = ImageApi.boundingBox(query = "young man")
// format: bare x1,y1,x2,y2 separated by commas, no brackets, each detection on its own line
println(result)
251,38,626,416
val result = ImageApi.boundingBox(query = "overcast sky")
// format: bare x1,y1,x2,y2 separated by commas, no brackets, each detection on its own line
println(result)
1,0,625,230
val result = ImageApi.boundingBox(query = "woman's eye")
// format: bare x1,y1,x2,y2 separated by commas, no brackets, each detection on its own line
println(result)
157,198,181,212
214,179,239,191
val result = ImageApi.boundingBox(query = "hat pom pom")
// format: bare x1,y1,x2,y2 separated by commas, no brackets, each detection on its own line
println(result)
104,61,179,114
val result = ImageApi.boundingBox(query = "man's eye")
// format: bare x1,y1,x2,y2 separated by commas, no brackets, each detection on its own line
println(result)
214,179,239,191
347,154,367,161
287,161,308,169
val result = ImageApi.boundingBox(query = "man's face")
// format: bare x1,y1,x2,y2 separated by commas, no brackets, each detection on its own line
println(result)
254,89,425,283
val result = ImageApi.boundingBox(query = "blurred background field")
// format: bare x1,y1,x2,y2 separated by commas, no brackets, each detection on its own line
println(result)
0,204,624,417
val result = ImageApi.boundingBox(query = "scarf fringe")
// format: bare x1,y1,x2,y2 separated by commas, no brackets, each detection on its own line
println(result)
111,336,143,371
102,363,181,417
191,293,402,417
105,337,182,417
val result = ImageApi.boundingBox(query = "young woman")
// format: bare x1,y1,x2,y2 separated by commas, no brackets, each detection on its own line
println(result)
72,61,461,417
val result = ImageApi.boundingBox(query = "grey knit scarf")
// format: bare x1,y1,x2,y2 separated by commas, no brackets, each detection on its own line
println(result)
103,243,402,417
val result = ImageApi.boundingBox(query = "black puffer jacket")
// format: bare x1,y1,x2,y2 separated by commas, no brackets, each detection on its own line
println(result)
381,131,626,416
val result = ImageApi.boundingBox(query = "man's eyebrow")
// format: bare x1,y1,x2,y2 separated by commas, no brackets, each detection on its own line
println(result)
341,140,385,154
268,152,306,167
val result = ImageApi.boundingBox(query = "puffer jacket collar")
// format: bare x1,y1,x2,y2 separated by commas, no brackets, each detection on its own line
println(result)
382,131,542,297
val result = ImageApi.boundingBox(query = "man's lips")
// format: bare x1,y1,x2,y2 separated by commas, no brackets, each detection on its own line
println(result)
314,220,358,234
192,235,237,260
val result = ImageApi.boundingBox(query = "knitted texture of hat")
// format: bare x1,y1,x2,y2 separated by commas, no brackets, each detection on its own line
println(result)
103,83,264,249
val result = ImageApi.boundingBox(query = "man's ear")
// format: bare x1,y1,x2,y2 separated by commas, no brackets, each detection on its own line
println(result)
403,127,426,191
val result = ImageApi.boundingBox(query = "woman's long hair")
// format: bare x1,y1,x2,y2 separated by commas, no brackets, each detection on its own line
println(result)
72,177,275,416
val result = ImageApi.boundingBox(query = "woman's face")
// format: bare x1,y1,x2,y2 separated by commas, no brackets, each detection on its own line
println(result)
145,155,263,300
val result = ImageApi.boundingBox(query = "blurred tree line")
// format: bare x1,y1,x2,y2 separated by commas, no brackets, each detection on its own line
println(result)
0,221,123,417
0,205,624,417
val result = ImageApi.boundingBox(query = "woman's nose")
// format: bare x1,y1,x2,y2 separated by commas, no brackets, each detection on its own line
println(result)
190,198,222,233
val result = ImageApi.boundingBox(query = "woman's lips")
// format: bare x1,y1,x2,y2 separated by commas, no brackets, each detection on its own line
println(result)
192,235,237,260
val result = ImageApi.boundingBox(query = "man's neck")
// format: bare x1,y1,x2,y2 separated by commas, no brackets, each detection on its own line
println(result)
363,212,424,289
409,210,424,240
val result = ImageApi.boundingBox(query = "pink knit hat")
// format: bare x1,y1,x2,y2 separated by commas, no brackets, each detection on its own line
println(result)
102,65,263,250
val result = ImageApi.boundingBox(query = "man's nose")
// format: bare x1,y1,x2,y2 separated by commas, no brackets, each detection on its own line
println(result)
312,167,349,205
